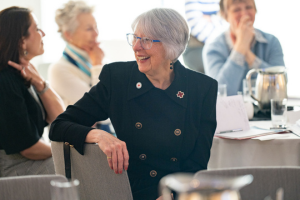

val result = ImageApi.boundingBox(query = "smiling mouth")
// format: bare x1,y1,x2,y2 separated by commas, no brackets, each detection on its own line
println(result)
137,56,150,61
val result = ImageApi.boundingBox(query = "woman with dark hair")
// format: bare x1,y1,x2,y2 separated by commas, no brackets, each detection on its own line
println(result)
0,6,65,177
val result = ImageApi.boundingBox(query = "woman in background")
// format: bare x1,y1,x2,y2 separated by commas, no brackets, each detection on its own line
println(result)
0,7,64,177
203,0,285,95
48,1,105,106
48,0,111,132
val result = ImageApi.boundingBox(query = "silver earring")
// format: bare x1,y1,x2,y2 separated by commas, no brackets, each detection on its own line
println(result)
24,50,28,56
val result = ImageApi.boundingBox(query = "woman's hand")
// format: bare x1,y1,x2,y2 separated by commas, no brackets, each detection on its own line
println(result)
83,42,104,66
86,129,129,174
9,58,65,123
8,58,45,92
233,15,255,55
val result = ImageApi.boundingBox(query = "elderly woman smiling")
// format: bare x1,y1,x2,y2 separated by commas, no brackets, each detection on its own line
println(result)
50,8,217,200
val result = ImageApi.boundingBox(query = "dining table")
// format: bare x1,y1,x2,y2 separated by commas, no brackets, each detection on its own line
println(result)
207,99,300,170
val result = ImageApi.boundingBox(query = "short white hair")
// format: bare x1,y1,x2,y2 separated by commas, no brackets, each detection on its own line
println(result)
55,1,94,41
132,8,190,62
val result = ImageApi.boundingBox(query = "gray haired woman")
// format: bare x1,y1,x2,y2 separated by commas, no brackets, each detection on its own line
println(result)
50,8,218,200
48,0,104,107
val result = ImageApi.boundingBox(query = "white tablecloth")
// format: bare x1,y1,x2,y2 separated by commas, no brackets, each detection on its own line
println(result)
208,121,300,169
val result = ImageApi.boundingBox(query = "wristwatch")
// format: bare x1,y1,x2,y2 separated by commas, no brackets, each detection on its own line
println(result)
36,80,49,95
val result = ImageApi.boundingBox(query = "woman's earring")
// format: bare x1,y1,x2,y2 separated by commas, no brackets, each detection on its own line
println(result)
24,50,28,56
170,62,173,70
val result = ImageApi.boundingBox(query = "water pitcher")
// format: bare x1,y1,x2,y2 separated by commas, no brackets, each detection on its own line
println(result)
246,66,287,110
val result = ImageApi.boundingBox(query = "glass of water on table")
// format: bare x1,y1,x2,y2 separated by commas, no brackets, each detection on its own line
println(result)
271,98,287,129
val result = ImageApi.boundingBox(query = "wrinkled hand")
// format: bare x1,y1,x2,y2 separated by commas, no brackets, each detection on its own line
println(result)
82,42,104,66
8,58,45,92
86,129,129,174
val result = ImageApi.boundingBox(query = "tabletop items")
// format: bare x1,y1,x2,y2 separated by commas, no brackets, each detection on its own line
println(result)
270,99,288,128
159,173,253,200
50,179,80,200
246,66,287,110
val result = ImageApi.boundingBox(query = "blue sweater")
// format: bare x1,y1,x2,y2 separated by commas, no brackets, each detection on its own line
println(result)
203,29,285,95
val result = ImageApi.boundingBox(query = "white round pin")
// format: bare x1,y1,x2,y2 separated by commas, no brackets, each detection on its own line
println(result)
136,82,142,89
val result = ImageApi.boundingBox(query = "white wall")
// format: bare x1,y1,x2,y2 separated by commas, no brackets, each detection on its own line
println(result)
254,0,300,98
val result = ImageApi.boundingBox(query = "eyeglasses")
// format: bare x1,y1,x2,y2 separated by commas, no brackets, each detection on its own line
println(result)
126,33,160,50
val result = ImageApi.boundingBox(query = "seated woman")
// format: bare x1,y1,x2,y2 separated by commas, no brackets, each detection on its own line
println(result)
48,1,111,132
0,7,64,177
49,8,217,200
203,0,285,96
48,1,104,106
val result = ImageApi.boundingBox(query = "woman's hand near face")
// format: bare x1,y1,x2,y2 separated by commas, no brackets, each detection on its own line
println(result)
233,15,255,55
8,58,65,123
86,129,129,174
83,42,104,66
8,58,45,92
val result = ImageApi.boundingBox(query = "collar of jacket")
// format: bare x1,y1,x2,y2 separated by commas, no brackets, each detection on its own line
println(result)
127,60,188,108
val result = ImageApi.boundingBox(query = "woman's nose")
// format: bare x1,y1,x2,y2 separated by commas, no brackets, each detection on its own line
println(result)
132,39,143,51
41,29,45,37
241,8,249,17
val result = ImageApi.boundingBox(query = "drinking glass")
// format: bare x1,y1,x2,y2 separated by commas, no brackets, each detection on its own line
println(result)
50,179,80,200
218,84,227,97
271,98,287,128
243,79,256,102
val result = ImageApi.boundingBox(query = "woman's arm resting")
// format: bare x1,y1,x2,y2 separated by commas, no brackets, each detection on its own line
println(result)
20,139,52,160
86,129,129,174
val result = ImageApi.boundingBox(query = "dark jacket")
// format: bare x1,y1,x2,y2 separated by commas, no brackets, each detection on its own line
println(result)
0,68,47,154
49,60,217,200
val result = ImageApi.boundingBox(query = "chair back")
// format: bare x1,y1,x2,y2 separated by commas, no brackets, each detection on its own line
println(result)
195,167,300,200
51,141,133,200
0,174,67,200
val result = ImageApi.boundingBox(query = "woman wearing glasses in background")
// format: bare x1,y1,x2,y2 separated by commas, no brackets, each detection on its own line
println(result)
0,7,64,177
50,8,217,200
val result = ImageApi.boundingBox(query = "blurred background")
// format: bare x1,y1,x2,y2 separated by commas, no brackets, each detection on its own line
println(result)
0,0,299,97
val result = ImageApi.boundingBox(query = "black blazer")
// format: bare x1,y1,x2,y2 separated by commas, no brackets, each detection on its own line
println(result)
0,68,47,154
49,60,217,199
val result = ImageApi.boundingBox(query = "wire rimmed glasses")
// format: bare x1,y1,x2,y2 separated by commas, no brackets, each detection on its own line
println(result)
126,33,160,50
